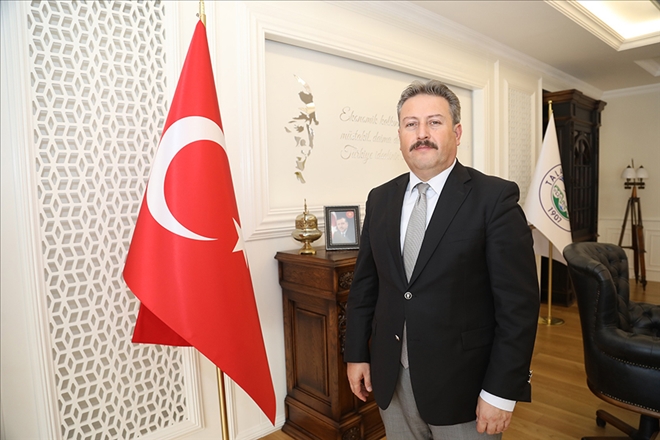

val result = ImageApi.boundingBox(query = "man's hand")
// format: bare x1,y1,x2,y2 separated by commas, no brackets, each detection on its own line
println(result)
475,397,512,435
347,362,372,402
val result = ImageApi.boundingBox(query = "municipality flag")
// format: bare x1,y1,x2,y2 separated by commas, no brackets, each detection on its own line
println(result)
523,112,572,264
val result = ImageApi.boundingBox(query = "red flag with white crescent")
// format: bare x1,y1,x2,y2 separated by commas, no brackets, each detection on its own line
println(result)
123,20,276,424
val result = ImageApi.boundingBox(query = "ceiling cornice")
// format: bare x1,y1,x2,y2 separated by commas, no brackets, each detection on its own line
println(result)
546,0,660,51
601,82,660,99
331,1,602,97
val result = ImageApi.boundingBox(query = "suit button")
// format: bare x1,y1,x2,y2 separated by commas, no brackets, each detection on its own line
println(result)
404,292,412,300
395,335,400,341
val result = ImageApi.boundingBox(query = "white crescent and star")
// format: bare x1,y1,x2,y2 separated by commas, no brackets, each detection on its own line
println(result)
146,116,248,263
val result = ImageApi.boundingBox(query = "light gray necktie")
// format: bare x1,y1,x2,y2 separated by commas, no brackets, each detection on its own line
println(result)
403,182,430,281
401,182,429,368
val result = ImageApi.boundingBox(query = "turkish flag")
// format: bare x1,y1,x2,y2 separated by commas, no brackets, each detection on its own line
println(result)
123,21,276,424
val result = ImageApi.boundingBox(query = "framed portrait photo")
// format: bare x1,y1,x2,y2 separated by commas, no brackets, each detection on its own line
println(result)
324,206,361,251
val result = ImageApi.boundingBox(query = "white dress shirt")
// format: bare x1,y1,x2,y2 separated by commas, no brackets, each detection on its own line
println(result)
399,160,456,251
399,158,515,412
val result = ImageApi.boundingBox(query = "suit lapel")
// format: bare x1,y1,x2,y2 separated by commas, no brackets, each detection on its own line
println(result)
408,162,472,285
386,174,409,287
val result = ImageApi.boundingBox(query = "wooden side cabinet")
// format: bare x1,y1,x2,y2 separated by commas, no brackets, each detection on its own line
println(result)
275,249,385,440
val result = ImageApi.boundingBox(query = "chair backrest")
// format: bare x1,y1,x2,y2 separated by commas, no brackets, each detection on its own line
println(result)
563,242,630,381
564,242,630,328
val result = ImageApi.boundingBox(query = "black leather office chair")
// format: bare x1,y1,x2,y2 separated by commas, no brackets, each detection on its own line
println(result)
564,242,660,440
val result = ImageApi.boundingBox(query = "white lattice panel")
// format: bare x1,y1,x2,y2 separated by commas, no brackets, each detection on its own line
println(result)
508,87,533,202
27,1,192,438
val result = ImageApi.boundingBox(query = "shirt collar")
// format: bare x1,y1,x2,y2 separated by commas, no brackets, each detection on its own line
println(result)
407,158,457,195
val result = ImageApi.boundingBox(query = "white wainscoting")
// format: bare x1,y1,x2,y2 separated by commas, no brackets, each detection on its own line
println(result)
599,217,660,283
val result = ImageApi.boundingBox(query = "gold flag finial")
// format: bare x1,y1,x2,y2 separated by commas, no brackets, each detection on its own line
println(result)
199,0,206,26
548,100,553,115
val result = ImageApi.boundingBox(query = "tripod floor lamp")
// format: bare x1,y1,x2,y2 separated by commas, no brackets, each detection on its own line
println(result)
618,160,648,290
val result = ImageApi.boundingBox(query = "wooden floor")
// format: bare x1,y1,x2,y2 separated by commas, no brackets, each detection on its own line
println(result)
262,281,659,440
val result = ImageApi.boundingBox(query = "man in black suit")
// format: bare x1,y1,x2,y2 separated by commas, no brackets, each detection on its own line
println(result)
344,80,539,439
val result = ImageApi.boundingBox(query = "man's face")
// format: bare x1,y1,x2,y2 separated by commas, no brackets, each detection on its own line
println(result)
398,94,462,181
336,218,348,232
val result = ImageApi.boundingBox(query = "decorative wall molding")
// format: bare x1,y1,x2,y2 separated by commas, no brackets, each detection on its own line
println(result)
332,1,601,99
2,2,204,439
217,1,493,242
601,83,660,100
545,0,660,51
496,61,542,202
506,85,536,201
218,1,593,243
598,217,660,282
1,2,58,438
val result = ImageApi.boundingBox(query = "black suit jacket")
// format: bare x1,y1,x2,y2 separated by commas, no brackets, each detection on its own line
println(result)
333,229,355,244
344,161,539,425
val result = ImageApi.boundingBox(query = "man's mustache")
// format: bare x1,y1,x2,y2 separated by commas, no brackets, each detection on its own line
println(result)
409,140,439,152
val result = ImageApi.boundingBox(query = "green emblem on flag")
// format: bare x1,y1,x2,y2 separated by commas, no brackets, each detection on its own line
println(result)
551,184,569,220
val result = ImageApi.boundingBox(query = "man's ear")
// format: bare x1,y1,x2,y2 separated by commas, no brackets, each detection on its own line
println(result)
454,123,463,145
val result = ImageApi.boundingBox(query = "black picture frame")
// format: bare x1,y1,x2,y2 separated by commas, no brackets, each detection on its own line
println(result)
324,206,360,251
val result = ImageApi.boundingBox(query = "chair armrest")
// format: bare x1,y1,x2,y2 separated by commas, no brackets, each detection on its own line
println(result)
596,326,660,369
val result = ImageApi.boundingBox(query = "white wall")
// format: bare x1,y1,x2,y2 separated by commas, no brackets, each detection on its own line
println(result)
3,2,656,440
599,86,660,282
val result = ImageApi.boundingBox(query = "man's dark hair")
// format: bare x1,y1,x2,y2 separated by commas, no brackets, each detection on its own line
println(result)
397,80,461,126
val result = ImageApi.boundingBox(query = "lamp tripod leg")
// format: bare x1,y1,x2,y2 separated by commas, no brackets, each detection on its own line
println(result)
618,192,647,290
618,197,632,247
635,197,647,290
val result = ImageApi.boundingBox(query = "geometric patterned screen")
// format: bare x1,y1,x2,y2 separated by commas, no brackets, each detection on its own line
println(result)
27,1,193,438
508,87,533,203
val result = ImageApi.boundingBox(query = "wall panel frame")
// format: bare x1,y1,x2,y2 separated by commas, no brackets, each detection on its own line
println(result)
212,1,494,243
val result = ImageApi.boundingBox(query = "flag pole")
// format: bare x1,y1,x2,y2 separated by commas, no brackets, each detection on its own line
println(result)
538,101,564,326
197,2,231,435
197,3,231,435
538,243,564,325
199,0,206,26
216,368,231,440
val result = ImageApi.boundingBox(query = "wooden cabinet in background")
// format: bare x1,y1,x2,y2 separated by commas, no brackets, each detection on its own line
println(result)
543,89,606,244
541,89,606,306
275,249,384,440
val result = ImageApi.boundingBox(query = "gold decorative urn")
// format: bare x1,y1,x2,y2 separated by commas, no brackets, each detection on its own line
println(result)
292,200,322,255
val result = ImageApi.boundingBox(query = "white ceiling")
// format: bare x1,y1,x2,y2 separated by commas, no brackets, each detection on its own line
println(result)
411,0,660,93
